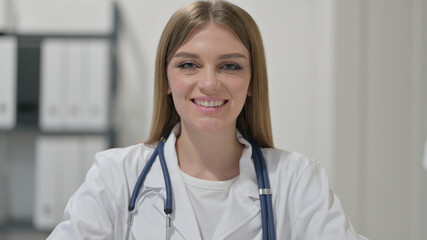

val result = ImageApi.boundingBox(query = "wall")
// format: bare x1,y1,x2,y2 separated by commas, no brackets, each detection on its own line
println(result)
335,0,427,239
335,0,362,228
413,0,427,238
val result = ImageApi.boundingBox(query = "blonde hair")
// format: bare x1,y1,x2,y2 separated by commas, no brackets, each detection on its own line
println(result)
146,0,274,148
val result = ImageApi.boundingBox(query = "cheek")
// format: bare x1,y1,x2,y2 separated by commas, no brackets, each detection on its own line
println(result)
168,76,187,97
231,76,251,100
167,69,194,99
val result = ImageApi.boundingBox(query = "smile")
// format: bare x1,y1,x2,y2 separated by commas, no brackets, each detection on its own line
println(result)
193,99,227,107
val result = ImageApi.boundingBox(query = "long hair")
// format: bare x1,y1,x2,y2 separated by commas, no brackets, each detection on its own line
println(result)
146,0,273,148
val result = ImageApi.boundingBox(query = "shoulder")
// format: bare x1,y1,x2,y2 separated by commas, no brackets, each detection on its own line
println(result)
260,147,329,199
261,148,318,178
85,143,158,194
81,143,158,213
93,143,156,170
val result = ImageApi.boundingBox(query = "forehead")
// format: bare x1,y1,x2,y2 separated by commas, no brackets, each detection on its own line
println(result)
175,23,249,56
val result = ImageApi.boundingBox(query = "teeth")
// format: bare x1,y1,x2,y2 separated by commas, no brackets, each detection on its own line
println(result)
195,100,225,107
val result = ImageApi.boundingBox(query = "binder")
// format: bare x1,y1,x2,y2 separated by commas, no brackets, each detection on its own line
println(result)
65,41,84,130
34,135,108,230
40,39,110,132
55,137,81,216
34,136,59,230
0,135,8,224
40,39,67,131
0,36,17,129
81,40,110,131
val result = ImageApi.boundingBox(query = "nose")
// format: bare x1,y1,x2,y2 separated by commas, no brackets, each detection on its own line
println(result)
197,66,220,92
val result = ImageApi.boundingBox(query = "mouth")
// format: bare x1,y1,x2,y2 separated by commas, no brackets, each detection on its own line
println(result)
191,99,228,108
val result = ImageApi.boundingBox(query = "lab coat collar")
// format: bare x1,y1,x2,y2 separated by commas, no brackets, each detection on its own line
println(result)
144,123,259,198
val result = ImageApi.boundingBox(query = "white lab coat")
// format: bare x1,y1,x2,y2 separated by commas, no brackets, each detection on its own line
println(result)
48,124,368,239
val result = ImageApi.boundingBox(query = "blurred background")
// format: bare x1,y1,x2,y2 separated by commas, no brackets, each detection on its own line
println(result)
0,0,426,239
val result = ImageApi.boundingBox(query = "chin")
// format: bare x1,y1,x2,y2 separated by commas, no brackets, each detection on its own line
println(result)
195,119,223,132
193,117,238,134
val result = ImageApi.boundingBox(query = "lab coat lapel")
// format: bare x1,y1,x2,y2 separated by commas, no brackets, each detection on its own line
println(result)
151,125,202,240
211,137,262,239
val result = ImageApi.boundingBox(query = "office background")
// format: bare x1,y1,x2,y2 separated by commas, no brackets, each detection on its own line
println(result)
0,0,426,239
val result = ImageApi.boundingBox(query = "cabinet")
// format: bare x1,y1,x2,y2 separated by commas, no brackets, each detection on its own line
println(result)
0,1,118,231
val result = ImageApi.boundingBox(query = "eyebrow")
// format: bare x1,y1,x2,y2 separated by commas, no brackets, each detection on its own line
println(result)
174,52,199,59
173,52,247,59
218,53,247,59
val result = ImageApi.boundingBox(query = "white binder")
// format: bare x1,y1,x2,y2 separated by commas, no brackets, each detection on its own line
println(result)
65,40,84,130
81,40,110,131
0,135,8,224
40,39,110,132
34,136,59,230
55,137,82,216
34,135,108,230
0,36,17,129
40,39,67,131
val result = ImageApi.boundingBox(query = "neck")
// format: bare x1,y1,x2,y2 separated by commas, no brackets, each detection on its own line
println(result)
176,123,243,181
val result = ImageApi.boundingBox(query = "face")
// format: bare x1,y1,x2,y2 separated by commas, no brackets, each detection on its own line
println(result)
167,23,251,134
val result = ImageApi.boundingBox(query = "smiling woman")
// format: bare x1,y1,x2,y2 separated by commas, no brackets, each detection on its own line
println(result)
47,1,367,240
167,24,251,136
147,0,273,148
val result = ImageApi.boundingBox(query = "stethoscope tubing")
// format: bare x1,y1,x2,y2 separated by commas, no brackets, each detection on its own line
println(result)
128,147,158,211
251,140,276,240
127,133,276,240
251,143,269,240
158,139,173,214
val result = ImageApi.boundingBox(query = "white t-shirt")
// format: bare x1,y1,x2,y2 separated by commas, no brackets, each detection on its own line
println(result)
181,170,238,240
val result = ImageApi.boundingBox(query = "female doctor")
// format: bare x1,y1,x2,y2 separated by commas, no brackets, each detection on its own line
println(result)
48,1,367,239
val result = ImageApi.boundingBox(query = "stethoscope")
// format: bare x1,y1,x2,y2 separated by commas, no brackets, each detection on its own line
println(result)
125,131,276,240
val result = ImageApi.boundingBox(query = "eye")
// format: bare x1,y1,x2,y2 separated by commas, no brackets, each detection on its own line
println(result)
177,62,198,70
220,63,242,71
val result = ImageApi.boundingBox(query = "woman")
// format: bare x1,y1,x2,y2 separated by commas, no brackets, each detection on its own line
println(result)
48,1,367,239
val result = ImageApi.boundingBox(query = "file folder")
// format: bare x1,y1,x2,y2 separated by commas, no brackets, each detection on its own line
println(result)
40,39,110,132
0,36,17,129
34,136,59,230
65,41,84,130
0,136,8,224
34,135,108,230
40,39,67,131
82,40,110,131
